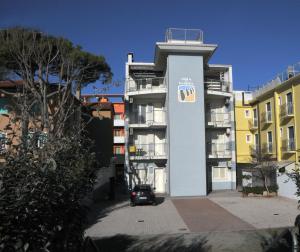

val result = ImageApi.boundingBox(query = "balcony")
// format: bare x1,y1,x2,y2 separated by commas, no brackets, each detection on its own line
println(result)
261,143,274,155
126,77,166,97
260,111,272,125
129,110,167,128
250,144,259,156
205,80,231,97
129,143,167,160
207,142,232,159
114,136,125,144
165,28,203,44
281,139,296,153
114,119,125,127
206,112,231,128
248,118,258,131
280,103,294,119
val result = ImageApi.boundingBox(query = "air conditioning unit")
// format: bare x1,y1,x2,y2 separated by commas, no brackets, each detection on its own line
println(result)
226,128,231,135
129,97,133,103
129,128,133,135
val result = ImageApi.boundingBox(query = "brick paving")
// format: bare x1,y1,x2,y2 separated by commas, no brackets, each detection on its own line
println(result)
209,190,299,229
172,198,254,232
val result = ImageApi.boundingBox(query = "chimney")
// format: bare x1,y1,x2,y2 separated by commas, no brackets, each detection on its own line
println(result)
127,53,134,63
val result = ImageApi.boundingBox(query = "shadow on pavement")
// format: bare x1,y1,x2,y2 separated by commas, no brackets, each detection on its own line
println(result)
84,184,130,229
84,184,166,229
83,234,209,252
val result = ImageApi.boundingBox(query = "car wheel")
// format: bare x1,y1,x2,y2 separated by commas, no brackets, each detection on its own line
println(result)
152,201,157,206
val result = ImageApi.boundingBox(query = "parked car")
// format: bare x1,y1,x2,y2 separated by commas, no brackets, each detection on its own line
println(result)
130,184,156,206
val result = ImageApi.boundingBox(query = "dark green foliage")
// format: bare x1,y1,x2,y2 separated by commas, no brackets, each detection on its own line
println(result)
0,27,112,86
242,185,278,195
0,137,97,251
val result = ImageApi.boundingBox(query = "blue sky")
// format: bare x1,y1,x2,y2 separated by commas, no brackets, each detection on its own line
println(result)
1,0,300,94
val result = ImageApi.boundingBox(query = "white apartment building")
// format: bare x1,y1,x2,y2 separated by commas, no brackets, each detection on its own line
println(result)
125,28,236,196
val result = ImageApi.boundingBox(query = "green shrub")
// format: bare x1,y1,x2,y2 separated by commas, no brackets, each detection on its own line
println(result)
0,137,97,251
242,185,278,195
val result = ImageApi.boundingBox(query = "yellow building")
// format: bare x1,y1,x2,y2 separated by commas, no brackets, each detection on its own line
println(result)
234,63,300,194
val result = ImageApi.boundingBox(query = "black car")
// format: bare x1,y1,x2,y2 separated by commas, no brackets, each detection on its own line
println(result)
130,184,156,206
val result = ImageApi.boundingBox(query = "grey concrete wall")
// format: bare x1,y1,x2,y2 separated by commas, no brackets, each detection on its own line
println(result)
167,55,207,196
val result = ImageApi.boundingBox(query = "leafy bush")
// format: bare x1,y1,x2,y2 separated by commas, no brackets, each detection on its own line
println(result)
0,137,97,251
243,185,278,195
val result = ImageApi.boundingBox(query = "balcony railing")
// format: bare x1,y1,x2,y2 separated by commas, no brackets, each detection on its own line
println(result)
206,112,231,127
250,144,259,156
129,143,167,159
280,102,294,118
114,136,125,144
165,28,203,44
261,111,272,124
281,139,296,152
126,77,166,93
205,80,231,93
207,142,232,158
129,110,167,126
248,118,258,130
114,119,125,127
262,143,274,154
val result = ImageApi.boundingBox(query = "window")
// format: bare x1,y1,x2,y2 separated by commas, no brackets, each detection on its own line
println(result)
280,128,283,137
114,146,122,154
267,131,273,153
213,167,227,180
286,92,293,115
245,109,251,118
253,108,257,119
114,114,122,119
288,126,295,150
266,102,272,121
114,129,124,136
246,134,252,143
253,108,258,127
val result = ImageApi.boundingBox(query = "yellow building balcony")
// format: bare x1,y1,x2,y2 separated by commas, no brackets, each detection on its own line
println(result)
248,118,258,131
260,111,273,125
281,139,296,153
249,144,259,156
261,142,274,155
280,103,294,119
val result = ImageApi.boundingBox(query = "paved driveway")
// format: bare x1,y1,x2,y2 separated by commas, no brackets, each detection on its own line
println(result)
209,190,299,229
85,190,300,238
85,197,189,237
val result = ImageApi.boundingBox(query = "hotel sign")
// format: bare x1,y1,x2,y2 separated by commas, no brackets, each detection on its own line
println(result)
178,77,196,103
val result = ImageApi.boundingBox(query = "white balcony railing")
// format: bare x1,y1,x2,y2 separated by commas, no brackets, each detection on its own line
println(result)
114,119,125,127
165,28,204,44
205,80,231,93
129,109,167,127
114,136,125,144
126,77,166,94
206,112,231,127
207,142,232,158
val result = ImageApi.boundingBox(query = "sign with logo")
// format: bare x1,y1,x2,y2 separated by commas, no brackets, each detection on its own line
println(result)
178,78,196,103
